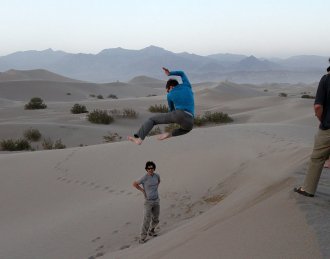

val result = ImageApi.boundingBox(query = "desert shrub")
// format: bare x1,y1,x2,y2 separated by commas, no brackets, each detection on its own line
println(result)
0,138,31,151
103,132,122,142
42,138,66,150
148,126,162,136
87,109,114,124
148,104,168,113
54,139,66,149
90,94,96,98
194,111,233,126
23,128,42,141
97,94,104,99
301,94,315,99
165,123,180,133
122,108,138,118
67,92,71,95
108,94,118,99
71,103,88,114
147,94,157,97
204,111,233,124
42,138,53,150
279,92,287,97
25,97,47,110
264,89,268,92
193,115,208,126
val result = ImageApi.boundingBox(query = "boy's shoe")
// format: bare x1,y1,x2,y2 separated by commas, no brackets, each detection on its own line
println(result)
294,187,314,197
148,228,158,237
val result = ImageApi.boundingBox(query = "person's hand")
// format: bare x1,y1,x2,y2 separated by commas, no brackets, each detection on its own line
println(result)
162,67,170,76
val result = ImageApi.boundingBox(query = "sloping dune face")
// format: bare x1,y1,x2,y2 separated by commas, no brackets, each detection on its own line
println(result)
0,123,322,259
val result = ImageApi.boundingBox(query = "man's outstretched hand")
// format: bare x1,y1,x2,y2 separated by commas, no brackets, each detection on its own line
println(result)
162,67,170,76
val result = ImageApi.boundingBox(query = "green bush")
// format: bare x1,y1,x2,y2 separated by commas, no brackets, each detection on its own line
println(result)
122,108,138,118
148,104,168,113
279,92,287,97
23,128,42,141
97,94,104,99
25,97,47,110
54,139,66,149
71,103,88,114
0,138,31,151
87,109,114,124
108,94,118,99
193,115,208,126
204,111,233,124
194,111,233,126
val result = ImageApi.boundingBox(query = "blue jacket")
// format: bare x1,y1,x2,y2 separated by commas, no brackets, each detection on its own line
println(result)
167,71,195,116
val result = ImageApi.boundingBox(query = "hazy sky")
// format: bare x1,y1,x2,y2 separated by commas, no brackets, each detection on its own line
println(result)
1,0,329,58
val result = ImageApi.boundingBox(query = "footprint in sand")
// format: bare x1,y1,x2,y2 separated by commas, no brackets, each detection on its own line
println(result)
95,245,104,251
120,245,130,250
91,237,101,242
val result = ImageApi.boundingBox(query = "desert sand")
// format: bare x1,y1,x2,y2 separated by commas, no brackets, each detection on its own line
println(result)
0,70,329,259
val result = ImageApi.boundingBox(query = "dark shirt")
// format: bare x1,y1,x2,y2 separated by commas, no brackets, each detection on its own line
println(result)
315,74,330,130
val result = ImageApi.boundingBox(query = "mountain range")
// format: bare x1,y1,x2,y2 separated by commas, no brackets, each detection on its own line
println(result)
0,46,328,84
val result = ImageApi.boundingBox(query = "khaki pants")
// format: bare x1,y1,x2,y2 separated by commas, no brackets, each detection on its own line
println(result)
303,129,330,194
141,200,160,239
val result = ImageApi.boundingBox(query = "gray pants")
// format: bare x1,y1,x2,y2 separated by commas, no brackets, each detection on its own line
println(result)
303,129,330,194
135,110,194,140
141,200,160,239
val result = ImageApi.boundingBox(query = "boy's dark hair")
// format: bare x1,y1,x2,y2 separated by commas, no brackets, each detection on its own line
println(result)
327,66,330,72
145,161,156,170
166,79,179,89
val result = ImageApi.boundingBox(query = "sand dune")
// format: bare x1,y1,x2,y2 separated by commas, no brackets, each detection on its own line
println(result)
0,72,329,259
0,69,81,82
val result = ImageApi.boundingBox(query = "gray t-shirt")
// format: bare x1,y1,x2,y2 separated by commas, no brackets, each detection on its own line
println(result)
137,173,160,201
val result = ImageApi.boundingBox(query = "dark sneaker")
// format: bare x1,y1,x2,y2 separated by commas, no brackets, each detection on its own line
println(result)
148,229,157,237
294,187,314,197
139,238,146,244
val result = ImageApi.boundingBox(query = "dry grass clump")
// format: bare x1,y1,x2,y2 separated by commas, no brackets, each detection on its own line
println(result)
148,104,168,113
194,111,233,126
